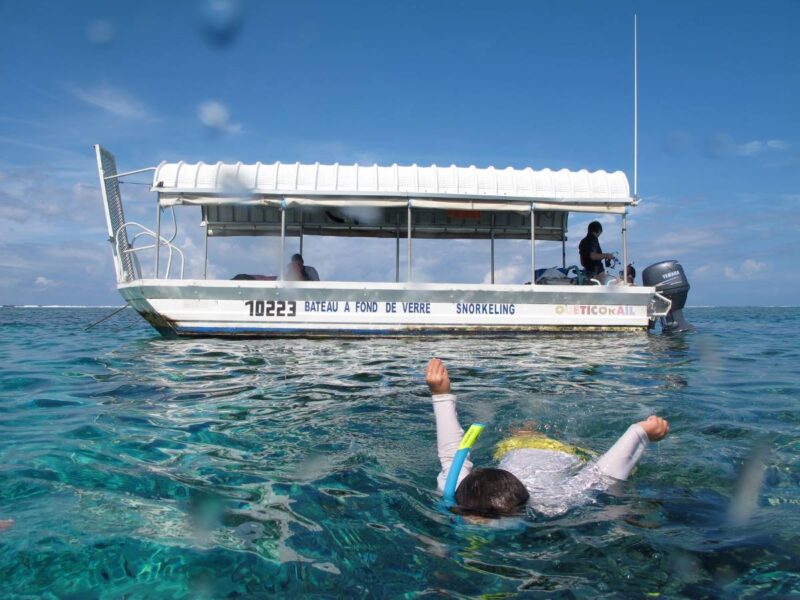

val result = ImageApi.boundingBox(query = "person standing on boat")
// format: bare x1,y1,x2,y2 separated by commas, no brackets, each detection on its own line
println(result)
285,253,320,281
579,221,615,284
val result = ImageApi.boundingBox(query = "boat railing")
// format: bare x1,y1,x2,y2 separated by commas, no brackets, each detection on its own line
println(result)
114,209,185,281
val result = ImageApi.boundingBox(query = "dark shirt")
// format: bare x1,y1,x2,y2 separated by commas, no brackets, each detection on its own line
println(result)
579,234,604,276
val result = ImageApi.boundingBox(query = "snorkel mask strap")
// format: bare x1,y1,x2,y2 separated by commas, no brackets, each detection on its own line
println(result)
442,423,485,505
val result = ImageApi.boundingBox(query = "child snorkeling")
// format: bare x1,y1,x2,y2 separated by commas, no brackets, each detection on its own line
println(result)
426,358,669,517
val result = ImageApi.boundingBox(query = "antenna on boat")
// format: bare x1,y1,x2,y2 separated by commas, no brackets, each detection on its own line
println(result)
634,13,638,199
621,14,638,285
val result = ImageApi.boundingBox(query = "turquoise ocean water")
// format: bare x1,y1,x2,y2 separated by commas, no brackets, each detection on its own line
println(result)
0,307,798,598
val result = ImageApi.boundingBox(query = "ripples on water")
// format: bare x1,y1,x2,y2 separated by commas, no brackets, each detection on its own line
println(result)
0,307,798,597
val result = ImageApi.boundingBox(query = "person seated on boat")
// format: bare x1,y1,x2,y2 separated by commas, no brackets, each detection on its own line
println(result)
625,263,636,285
578,221,616,284
425,358,669,517
285,253,320,281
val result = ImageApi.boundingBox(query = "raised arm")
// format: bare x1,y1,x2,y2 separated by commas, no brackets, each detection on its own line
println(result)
596,416,669,481
426,358,472,492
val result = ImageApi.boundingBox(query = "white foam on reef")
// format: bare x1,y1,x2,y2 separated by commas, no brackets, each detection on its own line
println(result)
5,305,124,308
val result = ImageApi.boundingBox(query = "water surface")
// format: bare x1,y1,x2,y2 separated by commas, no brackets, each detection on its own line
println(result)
0,307,798,597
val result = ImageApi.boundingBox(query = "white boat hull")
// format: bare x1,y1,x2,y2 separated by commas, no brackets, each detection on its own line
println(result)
119,280,663,337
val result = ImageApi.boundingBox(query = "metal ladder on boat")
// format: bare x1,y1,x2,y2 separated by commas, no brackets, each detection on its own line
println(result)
94,145,184,281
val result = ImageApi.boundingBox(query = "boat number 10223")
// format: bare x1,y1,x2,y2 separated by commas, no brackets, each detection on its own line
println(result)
244,300,297,317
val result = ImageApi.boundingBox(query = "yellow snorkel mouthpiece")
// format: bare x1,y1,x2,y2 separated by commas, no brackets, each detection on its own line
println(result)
458,423,485,450
443,423,485,503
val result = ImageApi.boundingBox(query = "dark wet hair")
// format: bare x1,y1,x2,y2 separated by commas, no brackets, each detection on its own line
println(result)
291,253,304,264
454,468,529,517
588,221,603,235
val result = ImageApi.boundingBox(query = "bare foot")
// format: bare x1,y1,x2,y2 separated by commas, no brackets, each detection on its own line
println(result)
0,519,13,532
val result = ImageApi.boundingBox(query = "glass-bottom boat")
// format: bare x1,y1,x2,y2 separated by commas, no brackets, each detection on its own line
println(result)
95,145,691,337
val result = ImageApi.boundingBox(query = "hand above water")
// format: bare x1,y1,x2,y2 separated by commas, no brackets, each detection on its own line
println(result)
426,358,451,395
638,416,669,442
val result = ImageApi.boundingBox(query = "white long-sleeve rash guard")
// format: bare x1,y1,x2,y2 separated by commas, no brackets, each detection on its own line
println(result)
432,393,651,516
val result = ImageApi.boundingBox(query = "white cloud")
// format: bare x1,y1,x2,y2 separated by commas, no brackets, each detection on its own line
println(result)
732,139,789,157
197,100,242,135
0,241,117,305
34,276,58,288
0,167,110,233
483,263,523,284
630,197,661,215
68,84,157,121
0,203,30,221
724,259,768,280
707,133,790,158
276,139,388,164
691,264,713,279
647,228,725,258
0,135,79,156
178,234,214,280
766,139,789,150
41,246,107,265
734,141,765,157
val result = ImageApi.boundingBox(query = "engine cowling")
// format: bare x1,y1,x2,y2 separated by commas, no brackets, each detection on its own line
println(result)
642,260,693,332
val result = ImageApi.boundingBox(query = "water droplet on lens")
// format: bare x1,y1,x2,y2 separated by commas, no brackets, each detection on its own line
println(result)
199,0,244,48
87,19,116,45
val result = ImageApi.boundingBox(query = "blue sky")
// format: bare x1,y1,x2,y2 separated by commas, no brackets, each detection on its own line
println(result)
1,0,798,306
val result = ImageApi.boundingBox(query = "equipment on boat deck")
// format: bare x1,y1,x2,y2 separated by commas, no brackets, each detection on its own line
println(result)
642,260,693,333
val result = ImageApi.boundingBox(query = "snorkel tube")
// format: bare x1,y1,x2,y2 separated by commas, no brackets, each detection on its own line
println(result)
443,423,485,505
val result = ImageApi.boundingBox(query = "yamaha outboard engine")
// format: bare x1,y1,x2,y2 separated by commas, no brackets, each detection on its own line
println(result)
642,260,693,333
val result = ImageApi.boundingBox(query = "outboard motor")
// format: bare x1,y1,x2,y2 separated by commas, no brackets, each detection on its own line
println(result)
642,260,693,333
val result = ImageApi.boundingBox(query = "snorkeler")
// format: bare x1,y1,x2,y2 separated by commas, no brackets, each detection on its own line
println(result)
426,358,669,517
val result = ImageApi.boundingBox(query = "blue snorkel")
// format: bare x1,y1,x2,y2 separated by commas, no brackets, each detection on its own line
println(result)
443,423,485,505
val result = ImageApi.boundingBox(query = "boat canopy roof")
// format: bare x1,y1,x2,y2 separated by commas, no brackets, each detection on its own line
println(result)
153,161,631,211
150,160,633,241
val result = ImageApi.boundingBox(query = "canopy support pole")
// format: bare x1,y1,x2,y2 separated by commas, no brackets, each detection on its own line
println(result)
622,212,629,284
561,220,566,269
299,209,304,255
406,205,412,283
490,214,495,284
203,224,208,280
154,205,161,279
395,226,400,283
280,202,286,281
530,204,536,285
